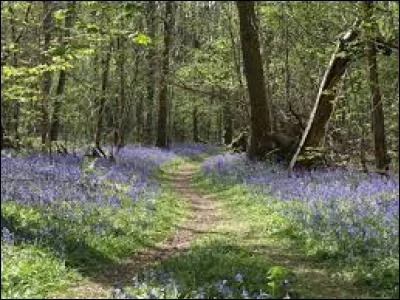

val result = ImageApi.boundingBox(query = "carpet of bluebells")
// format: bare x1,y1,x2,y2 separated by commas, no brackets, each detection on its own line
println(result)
0,145,185,298
2,144,398,298
112,268,291,299
1,143,225,298
202,153,399,295
169,143,222,158
1,146,177,207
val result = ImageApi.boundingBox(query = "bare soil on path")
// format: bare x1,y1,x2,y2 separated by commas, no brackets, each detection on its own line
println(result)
51,162,367,299
52,164,221,298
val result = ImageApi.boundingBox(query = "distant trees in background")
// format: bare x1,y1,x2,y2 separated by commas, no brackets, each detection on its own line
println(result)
1,1,398,171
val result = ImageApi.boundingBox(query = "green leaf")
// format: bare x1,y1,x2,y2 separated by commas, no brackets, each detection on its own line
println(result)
86,24,99,34
267,265,289,281
53,9,67,22
130,32,151,45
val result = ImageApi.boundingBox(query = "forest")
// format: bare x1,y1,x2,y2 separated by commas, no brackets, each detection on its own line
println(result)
1,1,399,299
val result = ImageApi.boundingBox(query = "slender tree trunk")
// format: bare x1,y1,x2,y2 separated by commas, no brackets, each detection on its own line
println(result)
156,1,174,148
136,96,144,143
94,42,112,148
50,1,76,142
144,1,157,145
223,95,233,145
360,128,368,172
237,1,271,160
41,1,53,151
168,86,174,145
9,6,20,143
363,1,389,172
117,36,126,148
227,2,247,129
1,122,5,148
193,106,199,143
284,2,290,108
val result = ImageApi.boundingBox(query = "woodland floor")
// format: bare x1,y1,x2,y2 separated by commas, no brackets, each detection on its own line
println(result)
50,159,368,299
50,163,222,298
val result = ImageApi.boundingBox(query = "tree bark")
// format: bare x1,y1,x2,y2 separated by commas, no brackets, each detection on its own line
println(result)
193,106,199,143
41,1,53,151
94,42,112,148
144,1,157,145
50,1,76,142
363,1,389,172
156,1,174,148
237,1,271,160
223,99,233,145
9,5,21,143
227,2,247,131
115,35,126,148
289,20,360,170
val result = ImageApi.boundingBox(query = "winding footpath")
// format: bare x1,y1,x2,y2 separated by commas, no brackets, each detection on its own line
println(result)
51,161,365,299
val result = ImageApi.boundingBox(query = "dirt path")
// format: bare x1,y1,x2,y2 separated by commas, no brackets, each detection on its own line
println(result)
53,163,220,298
101,165,222,285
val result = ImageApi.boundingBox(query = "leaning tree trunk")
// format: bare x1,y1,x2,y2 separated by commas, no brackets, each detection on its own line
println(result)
50,1,76,142
237,1,271,160
289,20,360,170
156,1,174,148
363,1,389,172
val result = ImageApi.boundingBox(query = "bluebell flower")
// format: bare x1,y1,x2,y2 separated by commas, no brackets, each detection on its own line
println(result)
235,272,244,283
1,227,14,244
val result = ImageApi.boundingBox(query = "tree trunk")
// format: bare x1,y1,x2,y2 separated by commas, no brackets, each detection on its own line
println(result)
227,2,247,131
223,99,233,145
94,42,112,148
193,106,199,143
136,95,144,143
9,6,20,143
289,20,360,170
50,1,76,142
1,122,5,148
237,1,271,160
41,1,53,151
144,1,157,145
363,1,389,172
117,36,126,148
156,1,174,148
284,2,290,108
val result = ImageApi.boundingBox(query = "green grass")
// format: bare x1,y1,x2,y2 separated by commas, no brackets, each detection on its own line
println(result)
121,161,298,299
185,168,394,299
1,185,188,299
120,163,374,298
1,243,79,299
3,155,396,298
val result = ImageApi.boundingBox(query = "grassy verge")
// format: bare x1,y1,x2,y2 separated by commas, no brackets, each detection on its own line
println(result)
1,163,188,299
187,170,394,299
